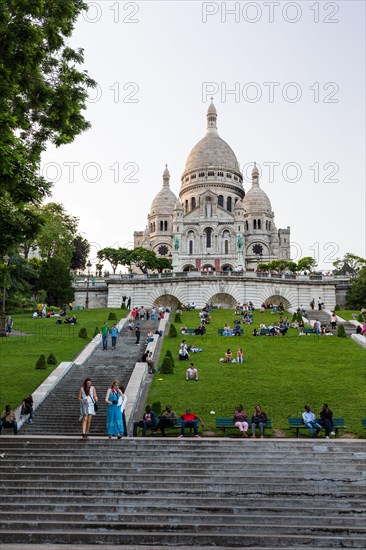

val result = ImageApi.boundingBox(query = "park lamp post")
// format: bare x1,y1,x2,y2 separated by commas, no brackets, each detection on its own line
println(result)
85,260,92,310
0,254,10,337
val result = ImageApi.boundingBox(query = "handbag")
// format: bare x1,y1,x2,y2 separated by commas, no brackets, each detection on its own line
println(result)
91,394,98,412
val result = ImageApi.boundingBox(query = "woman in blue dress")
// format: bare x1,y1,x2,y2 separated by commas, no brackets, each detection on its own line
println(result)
105,379,124,439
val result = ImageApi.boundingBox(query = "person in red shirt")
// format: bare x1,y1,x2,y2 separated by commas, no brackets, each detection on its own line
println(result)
178,408,204,438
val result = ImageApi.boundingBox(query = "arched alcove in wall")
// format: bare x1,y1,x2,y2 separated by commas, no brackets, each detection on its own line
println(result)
262,295,291,309
208,293,237,308
153,294,180,309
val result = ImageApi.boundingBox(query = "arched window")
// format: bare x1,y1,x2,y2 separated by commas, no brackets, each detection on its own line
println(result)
185,200,188,213
189,240,193,255
218,195,224,207
205,228,212,248
224,240,229,254
253,219,257,230
265,220,268,230
258,219,261,230
164,221,168,231
160,220,163,231
227,196,232,212
269,221,271,230
191,197,196,210
245,221,249,231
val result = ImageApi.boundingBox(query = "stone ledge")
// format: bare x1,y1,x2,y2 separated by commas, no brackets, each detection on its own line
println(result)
351,334,366,349
15,361,74,429
124,362,148,433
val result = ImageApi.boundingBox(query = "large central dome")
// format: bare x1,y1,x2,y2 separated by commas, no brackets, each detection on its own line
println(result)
182,101,240,176
184,134,240,173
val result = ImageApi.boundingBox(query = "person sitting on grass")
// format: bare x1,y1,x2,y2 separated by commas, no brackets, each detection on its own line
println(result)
234,324,242,336
302,405,322,438
223,323,231,336
178,408,204,438
251,405,267,438
186,363,198,381
0,405,18,435
220,349,233,363
179,340,189,361
181,325,188,334
233,404,249,437
236,348,244,363
252,328,260,336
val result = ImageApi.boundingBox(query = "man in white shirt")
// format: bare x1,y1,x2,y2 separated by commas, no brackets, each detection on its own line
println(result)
302,405,322,437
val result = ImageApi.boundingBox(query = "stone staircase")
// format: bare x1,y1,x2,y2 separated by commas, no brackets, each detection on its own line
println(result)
20,319,159,436
306,310,355,337
0,438,365,547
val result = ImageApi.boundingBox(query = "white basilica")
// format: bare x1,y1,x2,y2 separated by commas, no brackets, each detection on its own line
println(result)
134,101,290,272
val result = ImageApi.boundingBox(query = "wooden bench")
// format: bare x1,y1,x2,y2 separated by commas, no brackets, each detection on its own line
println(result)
216,417,272,437
288,417,346,438
218,328,243,336
301,328,318,335
260,328,287,336
135,418,196,436
361,418,366,429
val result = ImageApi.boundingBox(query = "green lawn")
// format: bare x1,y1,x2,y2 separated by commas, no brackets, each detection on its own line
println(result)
0,308,126,411
336,310,363,321
147,308,366,437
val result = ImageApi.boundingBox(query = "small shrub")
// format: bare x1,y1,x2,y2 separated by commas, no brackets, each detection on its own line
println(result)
121,303,126,309
174,313,182,323
292,312,297,322
168,324,177,338
47,353,57,365
337,324,346,338
165,349,175,369
151,401,162,415
108,311,117,320
78,327,88,339
334,304,340,311
93,326,100,338
35,354,46,369
160,356,174,374
357,314,364,323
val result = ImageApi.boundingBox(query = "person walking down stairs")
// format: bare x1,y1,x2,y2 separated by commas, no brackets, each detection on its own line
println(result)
78,378,98,439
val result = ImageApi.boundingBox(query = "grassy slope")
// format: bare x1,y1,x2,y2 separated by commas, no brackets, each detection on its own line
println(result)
147,309,366,436
336,310,362,321
0,308,126,411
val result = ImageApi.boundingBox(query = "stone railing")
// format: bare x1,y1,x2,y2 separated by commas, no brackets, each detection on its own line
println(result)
74,272,351,285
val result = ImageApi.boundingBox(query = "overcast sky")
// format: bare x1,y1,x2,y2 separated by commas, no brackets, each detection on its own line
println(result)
41,0,365,270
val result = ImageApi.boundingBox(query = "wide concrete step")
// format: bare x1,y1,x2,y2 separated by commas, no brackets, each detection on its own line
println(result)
2,472,363,485
1,530,364,547
1,511,365,527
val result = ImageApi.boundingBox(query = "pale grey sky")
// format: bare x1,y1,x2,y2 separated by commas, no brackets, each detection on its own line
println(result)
41,0,365,269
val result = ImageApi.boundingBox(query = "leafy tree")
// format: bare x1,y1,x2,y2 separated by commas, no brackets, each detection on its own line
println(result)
71,235,91,271
333,253,366,275
131,247,159,273
346,267,366,309
35,203,79,261
35,257,74,306
297,257,318,273
97,247,124,274
0,0,95,255
155,256,173,273
256,263,269,272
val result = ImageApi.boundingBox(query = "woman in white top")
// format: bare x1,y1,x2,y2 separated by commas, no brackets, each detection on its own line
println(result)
78,378,98,439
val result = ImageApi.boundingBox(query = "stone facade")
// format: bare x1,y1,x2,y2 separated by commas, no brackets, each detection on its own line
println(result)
73,273,349,311
134,101,290,271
